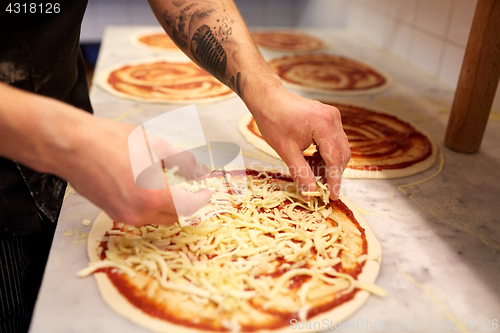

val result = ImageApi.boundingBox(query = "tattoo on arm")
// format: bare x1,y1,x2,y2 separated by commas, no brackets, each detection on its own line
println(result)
162,3,243,97
190,25,227,82
162,10,189,48
228,72,241,97
190,25,242,96
172,0,186,6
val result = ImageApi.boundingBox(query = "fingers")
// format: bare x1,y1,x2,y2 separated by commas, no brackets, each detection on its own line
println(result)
279,145,317,199
129,187,213,226
164,149,208,180
170,187,213,216
331,107,351,170
148,135,209,180
313,105,351,200
315,138,343,200
84,121,213,228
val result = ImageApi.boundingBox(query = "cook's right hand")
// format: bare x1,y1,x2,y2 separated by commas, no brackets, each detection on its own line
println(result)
56,117,213,225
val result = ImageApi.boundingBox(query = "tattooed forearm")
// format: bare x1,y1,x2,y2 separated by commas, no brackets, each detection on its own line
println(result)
162,9,189,48
228,72,241,97
161,1,243,97
190,25,227,82
191,25,242,96
172,0,186,6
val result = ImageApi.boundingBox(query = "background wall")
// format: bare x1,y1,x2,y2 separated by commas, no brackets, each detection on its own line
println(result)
80,0,499,110
80,0,348,43
345,0,499,113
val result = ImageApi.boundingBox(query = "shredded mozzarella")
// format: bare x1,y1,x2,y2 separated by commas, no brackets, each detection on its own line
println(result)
78,170,384,327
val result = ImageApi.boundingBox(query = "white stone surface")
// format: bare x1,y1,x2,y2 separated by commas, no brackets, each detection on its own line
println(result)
30,26,500,333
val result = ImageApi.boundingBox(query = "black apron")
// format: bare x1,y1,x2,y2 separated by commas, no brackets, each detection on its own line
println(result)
0,0,92,237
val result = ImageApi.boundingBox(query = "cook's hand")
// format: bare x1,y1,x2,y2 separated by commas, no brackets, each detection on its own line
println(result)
0,83,211,226
54,117,212,226
247,85,350,200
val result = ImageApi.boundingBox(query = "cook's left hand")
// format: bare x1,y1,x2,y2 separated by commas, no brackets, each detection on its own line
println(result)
245,82,351,200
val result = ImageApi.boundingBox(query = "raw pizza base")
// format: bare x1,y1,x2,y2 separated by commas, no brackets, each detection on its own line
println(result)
131,30,182,53
251,30,327,53
95,58,235,104
268,55,393,96
87,176,382,333
238,108,438,179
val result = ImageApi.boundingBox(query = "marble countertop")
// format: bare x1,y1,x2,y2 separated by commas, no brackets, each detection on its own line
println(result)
30,26,500,333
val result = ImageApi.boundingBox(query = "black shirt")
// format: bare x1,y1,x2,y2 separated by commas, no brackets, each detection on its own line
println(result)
0,0,92,237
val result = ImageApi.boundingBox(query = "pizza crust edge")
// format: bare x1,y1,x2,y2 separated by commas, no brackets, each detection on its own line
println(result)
95,58,236,105
250,30,327,53
238,113,282,161
237,110,439,179
130,30,183,53
87,189,382,333
268,55,394,96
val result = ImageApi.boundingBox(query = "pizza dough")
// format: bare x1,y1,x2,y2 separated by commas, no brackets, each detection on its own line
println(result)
251,31,326,52
268,54,392,95
238,104,438,179
132,31,182,52
96,59,234,104
79,169,383,332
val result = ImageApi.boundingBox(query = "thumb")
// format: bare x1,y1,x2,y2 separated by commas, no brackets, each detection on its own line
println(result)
170,187,213,216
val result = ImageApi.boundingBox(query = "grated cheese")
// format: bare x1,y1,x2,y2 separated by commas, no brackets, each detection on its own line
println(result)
78,170,384,328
